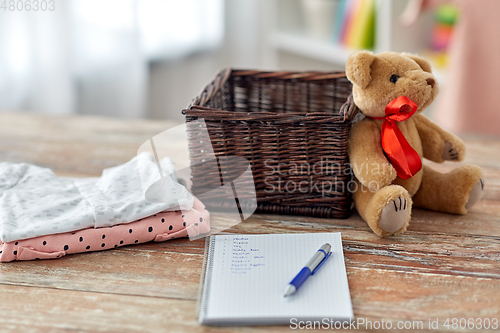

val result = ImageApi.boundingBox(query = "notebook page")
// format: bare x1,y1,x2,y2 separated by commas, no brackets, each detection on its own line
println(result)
201,233,353,324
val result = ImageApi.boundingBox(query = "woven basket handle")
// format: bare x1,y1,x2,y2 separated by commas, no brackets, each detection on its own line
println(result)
188,68,232,109
340,94,359,122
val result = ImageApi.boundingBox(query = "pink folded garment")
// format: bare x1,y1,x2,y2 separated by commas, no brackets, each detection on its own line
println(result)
0,197,210,262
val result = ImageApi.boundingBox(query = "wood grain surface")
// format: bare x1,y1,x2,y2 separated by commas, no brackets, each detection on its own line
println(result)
0,111,499,332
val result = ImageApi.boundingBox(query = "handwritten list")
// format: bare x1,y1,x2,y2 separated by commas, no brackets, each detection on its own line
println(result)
201,233,353,324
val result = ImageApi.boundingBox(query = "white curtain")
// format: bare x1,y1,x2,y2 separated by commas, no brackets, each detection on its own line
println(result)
0,0,224,118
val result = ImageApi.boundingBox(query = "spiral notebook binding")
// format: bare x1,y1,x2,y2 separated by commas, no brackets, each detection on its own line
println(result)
197,236,216,321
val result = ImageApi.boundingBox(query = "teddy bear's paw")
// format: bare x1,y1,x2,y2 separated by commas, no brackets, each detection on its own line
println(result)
465,178,484,210
442,141,459,161
379,197,409,234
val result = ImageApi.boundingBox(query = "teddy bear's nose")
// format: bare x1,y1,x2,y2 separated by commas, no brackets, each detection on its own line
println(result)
426,78,435,88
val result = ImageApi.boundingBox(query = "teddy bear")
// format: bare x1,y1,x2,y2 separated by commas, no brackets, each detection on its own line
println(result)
345,51,484,237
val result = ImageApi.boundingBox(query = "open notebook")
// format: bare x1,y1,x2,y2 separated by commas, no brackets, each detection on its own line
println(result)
198,233,353,325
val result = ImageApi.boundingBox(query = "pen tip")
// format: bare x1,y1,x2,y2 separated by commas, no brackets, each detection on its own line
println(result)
283,285,296,297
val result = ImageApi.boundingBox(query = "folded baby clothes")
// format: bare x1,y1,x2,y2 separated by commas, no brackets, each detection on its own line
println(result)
0,153,193,243
0,196,210,262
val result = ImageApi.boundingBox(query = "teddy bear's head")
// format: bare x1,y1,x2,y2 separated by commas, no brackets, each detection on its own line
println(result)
345,51,439,117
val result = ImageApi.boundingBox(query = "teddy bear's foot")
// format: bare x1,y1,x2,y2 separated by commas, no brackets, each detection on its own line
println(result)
465,178,484,210
413,165,483,214
379,197,410,234
354,183,412,237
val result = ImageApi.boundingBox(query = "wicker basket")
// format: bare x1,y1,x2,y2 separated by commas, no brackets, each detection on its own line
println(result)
183,69,358,219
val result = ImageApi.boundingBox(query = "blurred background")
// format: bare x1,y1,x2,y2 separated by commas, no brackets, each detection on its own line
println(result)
1,0,498,135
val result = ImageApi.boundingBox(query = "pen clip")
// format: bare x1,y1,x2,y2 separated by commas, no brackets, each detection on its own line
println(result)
311,251,331,275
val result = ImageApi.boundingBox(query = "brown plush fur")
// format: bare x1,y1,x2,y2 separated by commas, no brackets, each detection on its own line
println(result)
346,51,484,237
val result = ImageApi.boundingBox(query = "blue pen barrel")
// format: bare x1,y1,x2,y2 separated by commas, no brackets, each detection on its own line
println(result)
290,267,312,289
284,244,331,297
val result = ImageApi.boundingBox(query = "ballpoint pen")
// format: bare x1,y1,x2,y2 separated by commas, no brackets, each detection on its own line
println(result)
283,243,332,297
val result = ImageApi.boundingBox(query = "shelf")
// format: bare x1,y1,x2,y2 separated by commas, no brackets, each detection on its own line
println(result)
267,31,447,86
268,31,356,66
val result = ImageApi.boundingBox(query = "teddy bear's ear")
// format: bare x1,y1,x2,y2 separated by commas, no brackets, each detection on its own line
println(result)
345,51,376,88
402,53,433,73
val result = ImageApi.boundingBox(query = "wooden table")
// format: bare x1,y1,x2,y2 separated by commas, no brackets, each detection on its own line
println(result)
0,112,499,332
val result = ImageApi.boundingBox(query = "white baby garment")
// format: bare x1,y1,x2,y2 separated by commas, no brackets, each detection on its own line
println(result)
0,153,193,243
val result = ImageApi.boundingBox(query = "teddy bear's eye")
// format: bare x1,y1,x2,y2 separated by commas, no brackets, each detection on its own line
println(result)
390,74,399,84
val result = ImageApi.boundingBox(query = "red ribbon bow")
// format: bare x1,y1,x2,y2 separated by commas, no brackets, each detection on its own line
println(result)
370,96,422,179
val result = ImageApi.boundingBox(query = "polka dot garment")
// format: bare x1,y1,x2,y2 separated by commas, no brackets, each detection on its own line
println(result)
0,196,209,262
